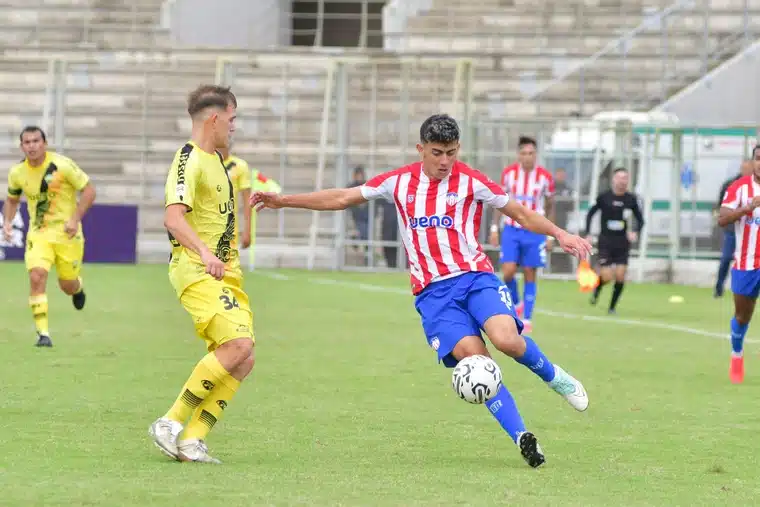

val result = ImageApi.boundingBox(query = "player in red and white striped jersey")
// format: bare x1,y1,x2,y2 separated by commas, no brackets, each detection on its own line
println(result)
489,137,555,332
251,114,591,468
719,147,760,384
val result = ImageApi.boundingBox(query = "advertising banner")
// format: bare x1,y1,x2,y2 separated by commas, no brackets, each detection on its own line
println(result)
0,201,138,264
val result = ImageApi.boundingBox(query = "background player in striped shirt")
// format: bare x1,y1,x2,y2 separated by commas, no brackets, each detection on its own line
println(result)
251,114,591,468
714,159,754,298
489,137,555,332
718,149,760,384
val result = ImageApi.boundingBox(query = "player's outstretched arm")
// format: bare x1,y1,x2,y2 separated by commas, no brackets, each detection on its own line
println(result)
500,199,592,259
250,186,367,212
165,204,225,279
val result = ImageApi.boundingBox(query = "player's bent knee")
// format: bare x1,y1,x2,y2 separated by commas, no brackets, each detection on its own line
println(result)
734,303,754,325
58,278,79,295
240,353,255,377
501,263,517,279
451,335,490,362
29,268,48,292
215,337,254,369
483,314,524,357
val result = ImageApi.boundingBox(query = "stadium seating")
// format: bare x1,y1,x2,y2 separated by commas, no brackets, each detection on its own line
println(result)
0,0,755,264
392,0,759,116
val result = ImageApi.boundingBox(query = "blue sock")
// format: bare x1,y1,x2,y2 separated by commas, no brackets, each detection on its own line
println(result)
730,317,748,355
515,336,556,382
506,278,520,307
523,281,537,320
485,384,526,443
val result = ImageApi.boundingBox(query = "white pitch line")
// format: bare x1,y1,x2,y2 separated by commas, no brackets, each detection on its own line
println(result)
253,271,753,344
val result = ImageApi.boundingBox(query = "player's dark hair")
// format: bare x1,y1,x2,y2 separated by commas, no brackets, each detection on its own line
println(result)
419,114,460,144
752,144,760,158
187,85,237,117
613,167,628,175
518,136,537,149
19,126,46,143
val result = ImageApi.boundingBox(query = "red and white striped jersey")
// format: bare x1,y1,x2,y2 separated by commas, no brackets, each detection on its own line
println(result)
360,161,509,295
722,175,760,270
500,163,554,228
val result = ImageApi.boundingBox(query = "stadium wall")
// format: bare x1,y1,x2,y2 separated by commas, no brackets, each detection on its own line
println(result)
166,0,290,49
652,39,760,124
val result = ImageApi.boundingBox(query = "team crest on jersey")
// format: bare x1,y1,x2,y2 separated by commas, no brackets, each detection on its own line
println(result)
446,192,458,206
407,195,415,203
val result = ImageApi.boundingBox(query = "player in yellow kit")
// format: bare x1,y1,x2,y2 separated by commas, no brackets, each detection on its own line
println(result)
149,85,255,464
2,126,96,347
218,146,281,251
219,148,253,249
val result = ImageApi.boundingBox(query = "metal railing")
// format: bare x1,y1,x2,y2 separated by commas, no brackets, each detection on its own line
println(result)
524,0,695,103
0,50,752,280
519,0,757,115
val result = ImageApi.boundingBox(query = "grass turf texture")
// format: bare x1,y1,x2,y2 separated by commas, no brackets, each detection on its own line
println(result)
1,262,759,506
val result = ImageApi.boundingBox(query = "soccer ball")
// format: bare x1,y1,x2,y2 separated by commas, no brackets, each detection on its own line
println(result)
451,355,502,404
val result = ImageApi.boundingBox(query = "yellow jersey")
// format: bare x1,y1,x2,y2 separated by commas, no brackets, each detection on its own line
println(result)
223,155,281,240
7,151,90,239
223,155,252,196
224,155,252,241
165,141,241,296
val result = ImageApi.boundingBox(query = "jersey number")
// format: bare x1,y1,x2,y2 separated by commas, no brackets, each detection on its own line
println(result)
498,285,512,310
219,294,240,311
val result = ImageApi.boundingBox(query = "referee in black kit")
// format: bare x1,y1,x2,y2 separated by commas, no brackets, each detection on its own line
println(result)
584,167,645,314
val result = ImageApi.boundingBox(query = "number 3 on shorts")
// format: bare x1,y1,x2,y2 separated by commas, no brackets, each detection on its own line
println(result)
219,293,240,311
498,285,512,310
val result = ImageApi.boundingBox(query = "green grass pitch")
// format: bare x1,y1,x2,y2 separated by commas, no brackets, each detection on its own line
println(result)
1,262,759,506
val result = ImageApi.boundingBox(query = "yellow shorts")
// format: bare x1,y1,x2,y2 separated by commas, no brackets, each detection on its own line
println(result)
180,276,254,352
25,232,84,280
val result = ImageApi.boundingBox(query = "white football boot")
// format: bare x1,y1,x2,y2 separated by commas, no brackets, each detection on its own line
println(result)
148,417,183,460
547,364,589,411
178,439,222,464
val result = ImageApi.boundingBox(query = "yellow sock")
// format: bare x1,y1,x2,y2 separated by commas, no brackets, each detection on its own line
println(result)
164,352,230,424
29,295,49,336
181,374,241,441
75,277,83,294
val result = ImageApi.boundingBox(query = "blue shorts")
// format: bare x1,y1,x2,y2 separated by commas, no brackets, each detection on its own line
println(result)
499,226,547,267
414,271,523,368
731,268,760,298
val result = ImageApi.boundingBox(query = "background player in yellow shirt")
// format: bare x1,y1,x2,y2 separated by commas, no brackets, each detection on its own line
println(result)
2,126,96,347
218,146,281,268
149,85,255,464
218,147,253,249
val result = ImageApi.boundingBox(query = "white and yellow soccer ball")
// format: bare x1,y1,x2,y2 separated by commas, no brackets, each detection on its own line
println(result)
451,354,503,404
